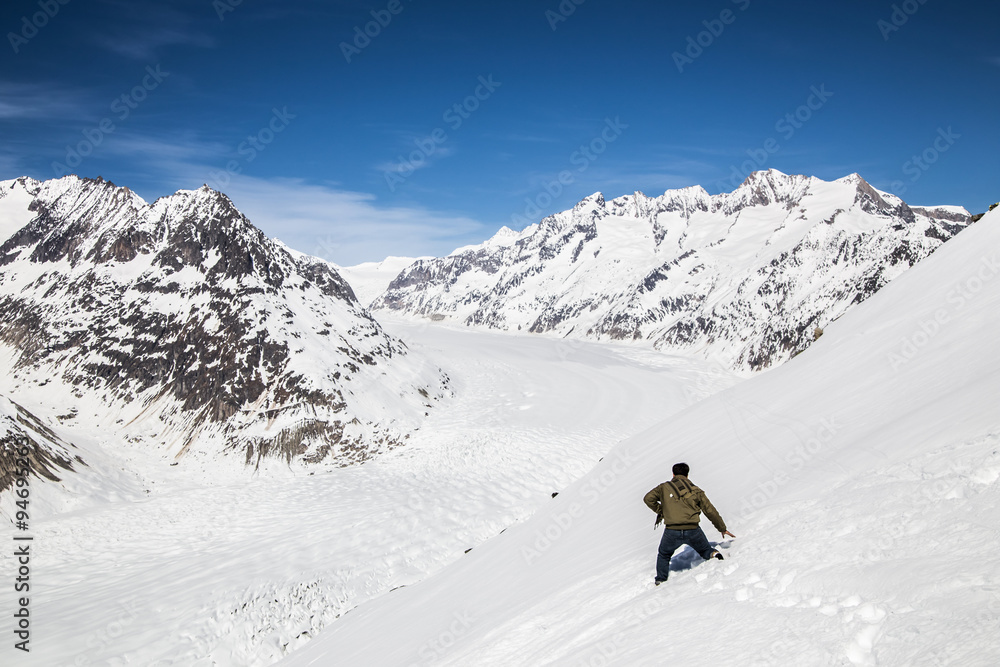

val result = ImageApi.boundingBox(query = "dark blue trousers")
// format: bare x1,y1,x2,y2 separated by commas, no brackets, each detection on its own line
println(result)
655,527,715,582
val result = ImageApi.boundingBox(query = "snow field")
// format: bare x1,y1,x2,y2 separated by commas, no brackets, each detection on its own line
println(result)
281,211,1000,666
0,316,738,666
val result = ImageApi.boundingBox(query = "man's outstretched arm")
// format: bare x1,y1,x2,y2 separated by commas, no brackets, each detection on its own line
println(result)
700,492,734,537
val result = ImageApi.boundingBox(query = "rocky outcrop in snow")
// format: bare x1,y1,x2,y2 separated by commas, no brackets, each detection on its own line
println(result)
0,395,82,494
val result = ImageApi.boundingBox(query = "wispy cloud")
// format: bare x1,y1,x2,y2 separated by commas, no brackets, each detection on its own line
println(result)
507,153,717,199
375,145,456,174
74,129,491,264
92,27,215,60
490,132,563,144
102,133,232,166
581,159,718,193
374,128,459,174
87,0,215,59
221,176,489,265
0,82,89,120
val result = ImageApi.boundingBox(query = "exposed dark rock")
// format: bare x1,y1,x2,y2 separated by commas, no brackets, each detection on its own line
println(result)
0,176,448,468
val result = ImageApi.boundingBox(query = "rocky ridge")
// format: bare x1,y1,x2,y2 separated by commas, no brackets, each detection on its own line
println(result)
374,170,971,370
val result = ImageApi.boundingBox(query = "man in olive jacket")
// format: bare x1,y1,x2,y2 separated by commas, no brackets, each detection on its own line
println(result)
643,462,735,585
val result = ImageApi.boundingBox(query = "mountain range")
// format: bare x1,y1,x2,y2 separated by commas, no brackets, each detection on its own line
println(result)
374,170,971,370
0,170,978,483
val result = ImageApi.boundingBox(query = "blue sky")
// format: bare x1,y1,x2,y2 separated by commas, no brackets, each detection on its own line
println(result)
1,0,997,264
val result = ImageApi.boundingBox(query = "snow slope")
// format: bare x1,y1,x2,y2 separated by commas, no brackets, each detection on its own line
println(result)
0,179,37,243
282,211,1000,665
0,316,739,666
337,256,423,307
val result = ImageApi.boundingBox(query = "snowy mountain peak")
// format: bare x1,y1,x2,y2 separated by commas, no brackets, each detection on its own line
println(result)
485,225,523,248
574,191,606,212
1,175,40,193
720,169,813,214
661,183,713,205
835,171,865,185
